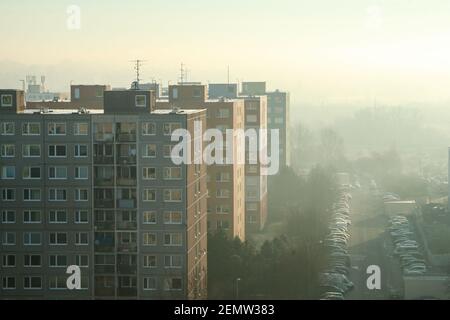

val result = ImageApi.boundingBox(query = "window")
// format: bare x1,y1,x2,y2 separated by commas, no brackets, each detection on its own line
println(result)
1,144,15,157
164,233,182,246
247,203,257,211
216,205,230,214
74,166,88,179
1,210,15,224
1,94,13,107
49,188,67,201
24,276,42,289
24,232,41,246
193,88,201,98
48,122,66,135
142,167,156,180
49,232,67,245
49,276,67,290
76,255,89,267
75,210,88,224
120,276,137,288
163,167,182,180
143,189,156,202
23,188,41,201
216,108,230,118
74,144,88,157
216,172,231,182
24,254,41,267
49,255,67,267
74,123,88,135
163,123,181,135
76,232,89,245
48,145,66,157
74,88,80,99
172,88,178,99
143,277,157,290
142,122,156,135
2,166,15,179
75,189,89,201
216,189,230,198
23,167,41,179
2,254,15,267
49,166,67,179
163,211,182,224
2,276,16,290
23,210,41,223
143,211,157,224
2,232,16,245
246,114,257,123
163,189,182,202
1,122,14,135
135,95,146,107
143,255,157,268
164,277,182,291
2,188,15,201
143,233,157,246
143,144,156,157
22,144,41,157
164,255,182,268
22,123,40,135
49,210,67,223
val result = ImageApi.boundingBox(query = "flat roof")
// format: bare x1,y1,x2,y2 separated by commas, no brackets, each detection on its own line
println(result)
21,109,104,115
153,109,206,115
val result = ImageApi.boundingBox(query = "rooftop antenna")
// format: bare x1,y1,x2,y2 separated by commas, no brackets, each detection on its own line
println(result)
130,59,147,89
180,63,185,84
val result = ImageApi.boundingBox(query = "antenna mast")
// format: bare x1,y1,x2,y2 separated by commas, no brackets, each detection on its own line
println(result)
180,63,186,84
130,59,146,89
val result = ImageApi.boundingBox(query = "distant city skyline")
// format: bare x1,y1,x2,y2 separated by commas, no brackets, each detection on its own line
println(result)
2,0,450,104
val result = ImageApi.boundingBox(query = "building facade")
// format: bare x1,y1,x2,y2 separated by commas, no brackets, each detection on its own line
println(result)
157,84,246,241
0,89,207,299
267,90,290,168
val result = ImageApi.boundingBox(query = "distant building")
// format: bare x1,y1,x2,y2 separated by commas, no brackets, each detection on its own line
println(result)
267,90,290,168
24,76,67,102
27,84,110,110
0,89,207,299
208,83,238,99
241,82,266,96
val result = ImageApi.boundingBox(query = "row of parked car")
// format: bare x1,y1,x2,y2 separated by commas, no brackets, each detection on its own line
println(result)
320,191,354,300
389,215,427,275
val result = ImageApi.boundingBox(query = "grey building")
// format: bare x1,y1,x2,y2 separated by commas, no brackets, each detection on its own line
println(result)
208,83,238,99
0,89,207,300
267,90,290,168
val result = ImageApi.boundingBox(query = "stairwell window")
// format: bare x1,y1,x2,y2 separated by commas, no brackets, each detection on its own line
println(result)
135,95,146,107
48,122,66,135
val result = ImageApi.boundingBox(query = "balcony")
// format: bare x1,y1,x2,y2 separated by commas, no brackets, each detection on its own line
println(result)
95,133,114,142
117,199,136,209
116,133,136,142
94,199,115,208
94,178,114,187
93,156,114,165
94,265,115,274
116,178,136,187
117,264,137,275
117,221,137,230
117,243,137,253
117,156,136,165
117,287,137,297
94,221,115,231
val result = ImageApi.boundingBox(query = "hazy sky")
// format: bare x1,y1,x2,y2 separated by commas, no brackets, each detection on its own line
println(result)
2,0,450,105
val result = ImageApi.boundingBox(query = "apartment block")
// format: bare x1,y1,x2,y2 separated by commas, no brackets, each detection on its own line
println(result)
267,90,290,168
0,89,207,300
241,82,266,96
240,95,268,235
157,83,246,241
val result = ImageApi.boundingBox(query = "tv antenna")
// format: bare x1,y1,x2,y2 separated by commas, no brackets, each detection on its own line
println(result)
180,63,187,84
130,59,147,89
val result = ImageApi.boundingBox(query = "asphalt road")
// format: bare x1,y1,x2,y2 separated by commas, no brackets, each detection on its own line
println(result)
346,189,404,300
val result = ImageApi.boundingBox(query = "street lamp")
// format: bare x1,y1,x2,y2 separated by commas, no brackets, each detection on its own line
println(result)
235,278,241,300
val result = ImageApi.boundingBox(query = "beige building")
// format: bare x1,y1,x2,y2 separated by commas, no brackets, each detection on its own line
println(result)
157,83,246,241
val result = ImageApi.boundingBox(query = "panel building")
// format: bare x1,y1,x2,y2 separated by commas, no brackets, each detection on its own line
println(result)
157,83,246,241
0,89,207,299
267,90,290,168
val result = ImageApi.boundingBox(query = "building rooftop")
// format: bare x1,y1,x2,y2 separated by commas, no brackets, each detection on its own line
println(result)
21,108,104,115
